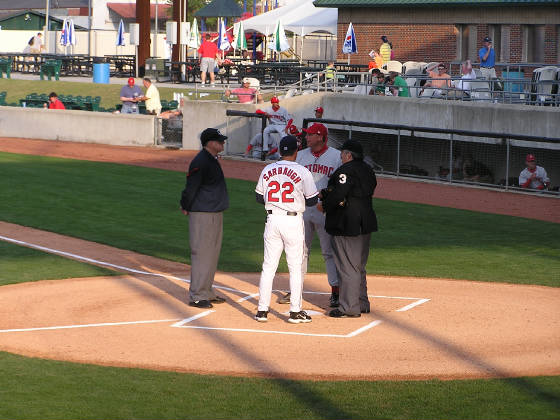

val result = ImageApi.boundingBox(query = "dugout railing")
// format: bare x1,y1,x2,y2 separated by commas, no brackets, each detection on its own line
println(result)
224,111,560,195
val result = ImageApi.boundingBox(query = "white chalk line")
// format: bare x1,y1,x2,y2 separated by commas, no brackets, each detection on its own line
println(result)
0,235,429,338
0,318,181,333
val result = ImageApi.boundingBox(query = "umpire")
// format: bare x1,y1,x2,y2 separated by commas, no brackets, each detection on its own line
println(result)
321,140,378,318
180,128,229,308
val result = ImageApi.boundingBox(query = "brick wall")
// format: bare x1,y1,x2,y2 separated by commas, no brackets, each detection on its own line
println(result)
337,22,558,68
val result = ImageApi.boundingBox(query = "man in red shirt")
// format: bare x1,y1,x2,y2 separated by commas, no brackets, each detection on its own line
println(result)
47,92,65,109
198,33,219,86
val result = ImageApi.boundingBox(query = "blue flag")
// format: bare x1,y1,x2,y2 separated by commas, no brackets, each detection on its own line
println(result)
116,19,125,46
342,22,357,54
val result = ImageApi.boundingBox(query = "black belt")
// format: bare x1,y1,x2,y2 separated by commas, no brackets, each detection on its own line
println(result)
267,210,297,216
481,66,494,69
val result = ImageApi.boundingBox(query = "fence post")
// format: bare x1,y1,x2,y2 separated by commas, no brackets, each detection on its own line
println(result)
449,133,454,183
505,137,510,190
397,128,401,176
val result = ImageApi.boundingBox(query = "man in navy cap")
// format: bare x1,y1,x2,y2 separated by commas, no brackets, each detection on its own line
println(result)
479,36,496,80
180,128,229,308
320,140,378,318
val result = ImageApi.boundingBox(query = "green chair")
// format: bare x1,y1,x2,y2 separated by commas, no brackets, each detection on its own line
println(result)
0,58,12,78
40,60,62,81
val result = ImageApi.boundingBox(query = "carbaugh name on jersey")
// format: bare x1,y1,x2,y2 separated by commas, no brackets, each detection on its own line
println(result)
304,163,336,177
263,166,302,183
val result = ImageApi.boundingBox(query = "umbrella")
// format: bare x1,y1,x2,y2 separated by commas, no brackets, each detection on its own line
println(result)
187,18,200,58
217,18,231,51
270,19,290,59
342,22,357,64
68,19,76,47
116,19,125,47
233,20,247,52
60,17,69,47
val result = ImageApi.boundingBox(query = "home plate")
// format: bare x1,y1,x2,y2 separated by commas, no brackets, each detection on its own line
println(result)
282,310,324,316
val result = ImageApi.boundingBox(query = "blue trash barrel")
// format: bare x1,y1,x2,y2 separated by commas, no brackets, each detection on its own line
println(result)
93,63,110,84
502,71,524,93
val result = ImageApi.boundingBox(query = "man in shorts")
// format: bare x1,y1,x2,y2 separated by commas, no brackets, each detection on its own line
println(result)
198,34,219,86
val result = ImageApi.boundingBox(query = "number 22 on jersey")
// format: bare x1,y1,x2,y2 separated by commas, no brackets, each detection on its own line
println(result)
267,181,294,203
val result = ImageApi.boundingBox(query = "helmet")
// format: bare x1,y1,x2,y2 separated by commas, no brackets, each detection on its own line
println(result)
271,96,279,104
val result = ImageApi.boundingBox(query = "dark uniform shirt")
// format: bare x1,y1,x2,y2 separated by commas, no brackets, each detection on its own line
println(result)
180,149,229,212
321,159,378,236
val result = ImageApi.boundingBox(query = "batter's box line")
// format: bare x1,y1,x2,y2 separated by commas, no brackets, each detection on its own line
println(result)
171,310,383,338
0,235,430,313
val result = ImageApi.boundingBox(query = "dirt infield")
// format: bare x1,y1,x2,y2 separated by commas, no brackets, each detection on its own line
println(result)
1,221,559,380
0,138,559,380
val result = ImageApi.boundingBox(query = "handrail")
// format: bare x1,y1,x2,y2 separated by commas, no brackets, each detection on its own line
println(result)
302,117,560,144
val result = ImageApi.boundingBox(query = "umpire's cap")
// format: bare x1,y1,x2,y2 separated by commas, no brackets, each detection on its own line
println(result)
340,140,363,158
279,135,298,156
200,128,227,146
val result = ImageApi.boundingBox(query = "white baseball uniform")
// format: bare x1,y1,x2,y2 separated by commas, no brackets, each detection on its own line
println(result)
248,132,280,160
519,166,550,189
262,106,291,152
296,145,342,286
255,160,318,313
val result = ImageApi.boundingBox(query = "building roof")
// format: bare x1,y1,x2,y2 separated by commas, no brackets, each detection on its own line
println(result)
0,0,88,10
0,9,86,28
107,2,171,19
194,0,243,17
313,0,560,6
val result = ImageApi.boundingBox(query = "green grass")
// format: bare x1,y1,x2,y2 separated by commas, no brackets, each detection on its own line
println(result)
0,241,117,285
1,151,559,286
0,352,558,419
0,78,224,110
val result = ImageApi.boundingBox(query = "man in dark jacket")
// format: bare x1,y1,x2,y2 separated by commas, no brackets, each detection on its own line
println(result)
320,140,378,318
180,128,229,308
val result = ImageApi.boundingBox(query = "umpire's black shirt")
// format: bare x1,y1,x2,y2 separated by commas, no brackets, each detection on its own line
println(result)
321,158,378,236
180,148,229,212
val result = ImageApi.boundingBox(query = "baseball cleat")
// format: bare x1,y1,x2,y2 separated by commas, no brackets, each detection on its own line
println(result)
329,309,360,318
287,311,312,324
278,292,291,304
255,311,268,322
329,292,339,307
189,300,213,308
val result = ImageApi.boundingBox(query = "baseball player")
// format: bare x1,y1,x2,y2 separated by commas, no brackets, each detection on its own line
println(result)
256,97,291,154
314,106,324,119
255,135,319,324
278,123,342,307
244,133,280,160
519,154,550,190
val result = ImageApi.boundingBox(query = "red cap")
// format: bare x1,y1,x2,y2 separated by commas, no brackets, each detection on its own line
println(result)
271,96,279,104
127,77,135,86
526,154,536,162
315,106,323,113
303,123,328,137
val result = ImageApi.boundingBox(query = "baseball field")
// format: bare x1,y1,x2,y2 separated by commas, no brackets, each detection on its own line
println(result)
1,138,559,419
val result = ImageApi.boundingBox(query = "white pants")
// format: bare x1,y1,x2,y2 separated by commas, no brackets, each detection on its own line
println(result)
303,206,339,287
258,213,305,313
480,67,497,80
263,124,286,152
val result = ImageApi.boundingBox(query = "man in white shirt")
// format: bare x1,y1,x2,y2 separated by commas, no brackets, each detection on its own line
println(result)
256,97,291,155
451,60,478,98
141,78,161,115
519,154,550,190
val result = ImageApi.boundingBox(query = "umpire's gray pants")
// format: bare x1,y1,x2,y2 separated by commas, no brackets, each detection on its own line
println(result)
188,211,223,302
332,234,371,316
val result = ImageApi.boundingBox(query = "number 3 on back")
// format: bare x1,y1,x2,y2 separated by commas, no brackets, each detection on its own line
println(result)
267,181,294,203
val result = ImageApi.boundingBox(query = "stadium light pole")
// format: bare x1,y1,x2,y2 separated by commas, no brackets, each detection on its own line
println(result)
88,0,92,56
154,0,158,57
44,0,50,52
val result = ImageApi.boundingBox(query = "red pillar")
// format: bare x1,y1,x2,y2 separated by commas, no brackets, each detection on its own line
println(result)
136,0,151,75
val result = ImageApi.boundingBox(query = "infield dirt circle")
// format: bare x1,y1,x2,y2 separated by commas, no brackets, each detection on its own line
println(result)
0,139,559,381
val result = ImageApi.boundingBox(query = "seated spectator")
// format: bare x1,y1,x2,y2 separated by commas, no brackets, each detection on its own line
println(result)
45,92,65,109
224,78,263,104
462,154,493,184
367,50,384,70
160,98,183,119
420,63,451,97
519,154,550,190
388,71,410,97
450,60,477,98
369,70,387,95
